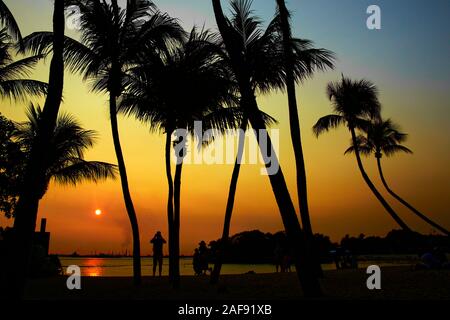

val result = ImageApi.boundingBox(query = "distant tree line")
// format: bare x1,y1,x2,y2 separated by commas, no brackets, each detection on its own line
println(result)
205,229,450,264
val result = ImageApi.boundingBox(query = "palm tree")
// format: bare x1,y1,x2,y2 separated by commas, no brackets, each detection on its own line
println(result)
7,0,65,298
21,0,185,285
0,28,47,102
211,0,321,296
14,105,117,200
210,0,332,284
345,118,449,236
120,28,240,287
275,0,335,277
0,0,23,45
313,76,411,231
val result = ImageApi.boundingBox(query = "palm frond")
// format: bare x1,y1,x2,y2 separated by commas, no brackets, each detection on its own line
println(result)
382,144,413,157
0,0,22,46
51,160,117,186
312,114,345,137
0,54,44,81
20,32,98,78
0,79,48,101
344,135,372,156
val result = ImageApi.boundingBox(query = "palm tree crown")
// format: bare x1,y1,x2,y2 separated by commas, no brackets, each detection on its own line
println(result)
313,76,381,136
120,27,240,137
345,118,413,158
14,105,117,199
225,0,334,97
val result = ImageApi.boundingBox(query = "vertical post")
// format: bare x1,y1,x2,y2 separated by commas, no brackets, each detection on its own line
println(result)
40,218,47,233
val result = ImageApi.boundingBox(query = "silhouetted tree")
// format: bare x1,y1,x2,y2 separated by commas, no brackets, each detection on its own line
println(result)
345,118,449,236
22,0,185,285
313,76,411,231
120,28,239,287
211,0,321,297
212,0,333,284
275,0,335,277
6,0,65,298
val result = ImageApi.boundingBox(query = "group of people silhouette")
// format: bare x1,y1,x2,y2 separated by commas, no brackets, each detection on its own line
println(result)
274,244,292,272
193,241,211,275
150,232,211,276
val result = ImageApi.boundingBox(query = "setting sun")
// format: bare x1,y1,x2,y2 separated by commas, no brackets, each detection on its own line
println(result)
95,209,102,216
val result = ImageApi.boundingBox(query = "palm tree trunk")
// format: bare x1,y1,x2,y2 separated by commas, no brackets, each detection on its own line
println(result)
172,154,184,289
211,0,321,297
211,119,247,284
376,157,449,236
350,127,411,231
249,102,322,297
3,0,65,299
276,0,323,277
165,130,175,281
109,95,142,285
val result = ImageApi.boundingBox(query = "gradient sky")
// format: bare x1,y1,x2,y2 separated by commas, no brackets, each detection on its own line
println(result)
1,0,449,255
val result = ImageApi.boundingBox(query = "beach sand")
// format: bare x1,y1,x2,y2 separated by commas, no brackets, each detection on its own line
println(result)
24,266,450,300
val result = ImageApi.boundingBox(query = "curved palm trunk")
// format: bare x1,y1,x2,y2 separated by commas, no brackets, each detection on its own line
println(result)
211,119,246,284
249,106,321,296
276,0,322,277
212,0,321,297
165,131,175,281
172,154,183,289
3,1,65,299
109,95,142,285
350,127,411,231
376,157,449,236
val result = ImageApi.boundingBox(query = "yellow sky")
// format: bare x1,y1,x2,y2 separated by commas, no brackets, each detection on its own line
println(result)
1,1,449,255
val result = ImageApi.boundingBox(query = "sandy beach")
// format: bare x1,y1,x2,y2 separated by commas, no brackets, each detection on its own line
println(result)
24,266,450,300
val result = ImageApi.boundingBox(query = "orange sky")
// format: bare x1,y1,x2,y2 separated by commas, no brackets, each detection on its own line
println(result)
1,0,449,255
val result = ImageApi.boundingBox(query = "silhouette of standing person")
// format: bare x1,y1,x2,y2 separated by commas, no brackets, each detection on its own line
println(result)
193,248,202,275
150,231,166,276
198,241,209,274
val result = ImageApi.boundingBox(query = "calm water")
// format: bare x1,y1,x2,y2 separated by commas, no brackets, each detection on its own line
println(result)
60,257,414,277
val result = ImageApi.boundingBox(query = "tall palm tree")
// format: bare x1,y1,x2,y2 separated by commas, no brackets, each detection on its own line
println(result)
0,0,23,46
21,0,185,285
120,28,240,287
6,0,65,298
211,0,321,296
14,105,117,200
345,118,449,236
313,76,411,231
275,0,334,277
210,0,332,284
0,28,47,102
